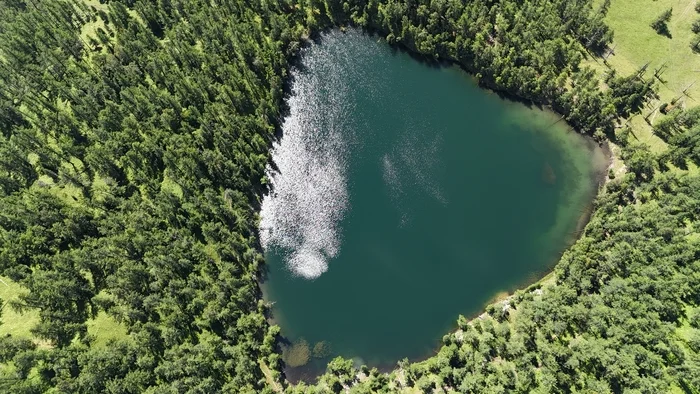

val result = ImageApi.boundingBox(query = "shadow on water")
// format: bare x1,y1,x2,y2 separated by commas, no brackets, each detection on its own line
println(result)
265,24,562,202
354,26,545,110
387,43,446,69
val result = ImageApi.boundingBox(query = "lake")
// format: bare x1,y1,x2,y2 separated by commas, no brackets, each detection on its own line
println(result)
259,29,608,379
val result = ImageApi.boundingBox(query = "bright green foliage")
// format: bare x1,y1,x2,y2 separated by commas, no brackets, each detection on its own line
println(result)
656,107,700,170
0,0,305,391
0,0,694,393
313,160,700,393
331,0,641,136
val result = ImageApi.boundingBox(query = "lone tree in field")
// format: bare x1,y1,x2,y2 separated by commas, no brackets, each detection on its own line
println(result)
651,8,673,37
691,35,700,53
693,18,700,33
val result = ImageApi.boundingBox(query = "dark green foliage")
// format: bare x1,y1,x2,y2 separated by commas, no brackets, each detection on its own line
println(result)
623,143,658,180
691,309,700,328
0,335,35,363
656,107,700,170
692,19,700,34
0,0,693,393
323,0,646,137
0,0,304,391
606,68,657,118
651,8,673,37
317,165,700,393
692,34,700,53
692,18,700,52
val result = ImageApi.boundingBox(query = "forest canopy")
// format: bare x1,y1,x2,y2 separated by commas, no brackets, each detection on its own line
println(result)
0,0,696,393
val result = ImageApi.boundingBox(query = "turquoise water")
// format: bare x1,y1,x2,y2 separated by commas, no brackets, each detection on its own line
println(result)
259,30,607,379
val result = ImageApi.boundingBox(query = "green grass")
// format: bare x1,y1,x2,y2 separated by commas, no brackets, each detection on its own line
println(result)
0,277,40,342
676,305,698,341
589,0,700,153
605,0,700,100
86,311,129,347
673,306,700,394
0,276,128,349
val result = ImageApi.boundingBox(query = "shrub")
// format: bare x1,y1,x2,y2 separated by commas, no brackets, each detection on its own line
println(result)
651,8,672,36
691,35,700,53
693,18,700,34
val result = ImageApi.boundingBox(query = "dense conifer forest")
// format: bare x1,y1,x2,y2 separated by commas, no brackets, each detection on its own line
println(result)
0,0,696,393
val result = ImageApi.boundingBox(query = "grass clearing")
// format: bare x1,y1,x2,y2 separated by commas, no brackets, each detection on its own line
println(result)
87,311,129,347
0,277,39,341
588,0,700,153
604,0,700,100
0,276,128,349
672,305,700,393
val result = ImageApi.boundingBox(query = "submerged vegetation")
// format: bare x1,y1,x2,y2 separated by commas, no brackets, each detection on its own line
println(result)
0,0,696,394
284,339,311,368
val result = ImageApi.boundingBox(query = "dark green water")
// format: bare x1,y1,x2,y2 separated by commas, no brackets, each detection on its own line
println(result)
259,30,607,379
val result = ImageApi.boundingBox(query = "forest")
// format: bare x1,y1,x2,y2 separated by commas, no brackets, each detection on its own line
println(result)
0,0,696,393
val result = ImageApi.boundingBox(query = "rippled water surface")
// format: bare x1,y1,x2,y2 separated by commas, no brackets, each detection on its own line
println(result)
259,30,607,378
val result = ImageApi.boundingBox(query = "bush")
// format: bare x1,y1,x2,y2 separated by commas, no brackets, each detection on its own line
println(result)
689,331,700,353
690,309,700,328
691,35,700,53
651,8,673,36
693,19,700,34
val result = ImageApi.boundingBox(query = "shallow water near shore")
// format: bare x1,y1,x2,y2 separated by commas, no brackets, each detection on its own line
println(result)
259,29,608,381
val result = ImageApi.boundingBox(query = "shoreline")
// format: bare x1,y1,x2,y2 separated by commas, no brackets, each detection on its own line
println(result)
260,27,619,386
268,117,617,388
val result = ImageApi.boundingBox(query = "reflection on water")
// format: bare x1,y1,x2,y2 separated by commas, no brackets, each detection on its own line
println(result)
261,29,608,381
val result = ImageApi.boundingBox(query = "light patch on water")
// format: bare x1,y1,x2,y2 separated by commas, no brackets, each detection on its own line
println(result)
398,129,447,205
382,154,410,227
259,31,377,279
381,154,401,194
381,126,447,227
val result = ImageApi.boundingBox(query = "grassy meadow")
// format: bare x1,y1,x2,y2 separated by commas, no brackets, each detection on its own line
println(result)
590,0,700,153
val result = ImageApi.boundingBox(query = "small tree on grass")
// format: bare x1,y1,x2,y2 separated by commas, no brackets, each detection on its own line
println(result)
651,8,673,37
693,19,700,34
691,35,700,53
